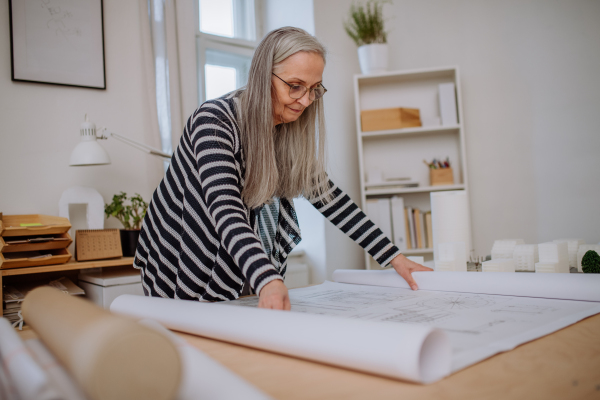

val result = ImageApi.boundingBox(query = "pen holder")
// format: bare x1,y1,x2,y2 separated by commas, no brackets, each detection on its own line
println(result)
430,168,454,186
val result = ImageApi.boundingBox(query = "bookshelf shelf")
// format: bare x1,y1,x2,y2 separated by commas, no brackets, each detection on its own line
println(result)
365,184,466,197
361,125,460,139
353,66,471,269
402,248,434,255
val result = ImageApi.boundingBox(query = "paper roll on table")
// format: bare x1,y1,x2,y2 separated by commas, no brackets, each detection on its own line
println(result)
21,287,182,400
111,295,452,384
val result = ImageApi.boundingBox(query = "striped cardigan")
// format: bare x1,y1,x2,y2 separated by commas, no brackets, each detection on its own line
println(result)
134,92,401,301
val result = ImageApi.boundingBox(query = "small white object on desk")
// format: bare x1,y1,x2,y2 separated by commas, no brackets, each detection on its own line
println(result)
491,239,524,260
434,242,466,272
553,239,585,269
513,244,539,272
537,241,569,273
482,258,516,273
78,269,144,309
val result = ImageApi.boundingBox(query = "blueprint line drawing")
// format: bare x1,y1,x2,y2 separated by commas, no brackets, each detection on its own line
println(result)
227,280,600,372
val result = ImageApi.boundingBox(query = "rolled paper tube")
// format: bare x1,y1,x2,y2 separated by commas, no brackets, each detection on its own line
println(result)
21,287,181,400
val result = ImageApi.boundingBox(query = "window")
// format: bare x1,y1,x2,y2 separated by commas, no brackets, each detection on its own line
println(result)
197,0,258,102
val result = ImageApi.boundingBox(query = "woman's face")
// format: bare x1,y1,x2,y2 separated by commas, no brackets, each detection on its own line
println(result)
271,51,325,126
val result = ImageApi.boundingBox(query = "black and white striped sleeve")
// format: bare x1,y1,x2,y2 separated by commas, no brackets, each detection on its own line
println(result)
190,102,283,295
310,180,402,267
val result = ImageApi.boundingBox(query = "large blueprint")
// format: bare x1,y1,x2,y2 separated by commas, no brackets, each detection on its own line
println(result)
230,277,600,372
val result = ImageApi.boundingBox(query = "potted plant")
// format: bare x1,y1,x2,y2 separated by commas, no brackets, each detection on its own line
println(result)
105,192,148,257
344,0,389,74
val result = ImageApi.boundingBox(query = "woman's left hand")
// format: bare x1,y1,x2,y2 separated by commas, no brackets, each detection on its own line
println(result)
390,254,433,290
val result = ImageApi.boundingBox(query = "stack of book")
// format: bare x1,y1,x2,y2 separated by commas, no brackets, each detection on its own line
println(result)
365,197,432,252
2,277,85,326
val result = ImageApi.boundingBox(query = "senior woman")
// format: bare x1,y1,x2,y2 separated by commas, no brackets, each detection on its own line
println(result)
134,27,431,310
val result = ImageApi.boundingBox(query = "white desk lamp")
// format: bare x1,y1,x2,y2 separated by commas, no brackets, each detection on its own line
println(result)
69,115,171,166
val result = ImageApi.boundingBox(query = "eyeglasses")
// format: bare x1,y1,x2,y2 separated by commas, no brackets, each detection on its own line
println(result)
272,73,327,101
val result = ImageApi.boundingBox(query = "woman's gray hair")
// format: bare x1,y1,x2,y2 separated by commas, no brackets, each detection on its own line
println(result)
237,26,330,209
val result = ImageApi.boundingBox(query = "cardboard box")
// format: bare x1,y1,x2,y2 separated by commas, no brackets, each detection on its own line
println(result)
360,107,421,132
78,269,143,309
430,168,454,186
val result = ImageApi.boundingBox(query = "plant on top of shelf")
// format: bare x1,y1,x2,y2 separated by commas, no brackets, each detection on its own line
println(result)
104,192,148,230
344,0,388,46
344,0,390,74
581,250,600,273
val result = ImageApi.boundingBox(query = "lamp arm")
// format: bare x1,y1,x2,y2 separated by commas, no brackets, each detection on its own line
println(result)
102,131,172,159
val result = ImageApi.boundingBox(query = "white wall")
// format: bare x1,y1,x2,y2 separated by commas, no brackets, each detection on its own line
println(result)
315,0,600,273
0,0,164,226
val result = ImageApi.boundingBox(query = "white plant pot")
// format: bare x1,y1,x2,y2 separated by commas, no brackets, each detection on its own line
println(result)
357,43,389,74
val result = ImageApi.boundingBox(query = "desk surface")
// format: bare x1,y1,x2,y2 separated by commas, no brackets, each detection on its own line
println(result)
176,313,600,400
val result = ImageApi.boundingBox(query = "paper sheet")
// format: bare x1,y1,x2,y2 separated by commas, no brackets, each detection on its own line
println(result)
110,295,451,384
230,280,600,372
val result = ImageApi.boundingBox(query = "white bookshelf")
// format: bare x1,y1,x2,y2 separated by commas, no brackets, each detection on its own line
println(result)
353,66,471,269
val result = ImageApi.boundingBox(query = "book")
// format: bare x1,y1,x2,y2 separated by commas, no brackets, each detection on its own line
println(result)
406,207,416,250
421,212,428,249
414,208,423,249
425,211,433,249
404,208,412,249
390,197,407,251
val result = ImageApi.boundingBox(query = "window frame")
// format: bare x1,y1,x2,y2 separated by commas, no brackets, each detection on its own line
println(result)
196,0,262,104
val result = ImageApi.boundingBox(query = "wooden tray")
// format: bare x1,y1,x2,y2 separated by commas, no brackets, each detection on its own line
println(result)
1,214,71,237
0,233,72,253
0,248,72,269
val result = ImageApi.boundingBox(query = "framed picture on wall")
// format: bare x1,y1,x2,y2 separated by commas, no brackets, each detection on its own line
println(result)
8,0,106,89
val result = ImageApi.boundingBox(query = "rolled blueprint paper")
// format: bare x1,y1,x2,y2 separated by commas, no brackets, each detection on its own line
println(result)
0,317,60,400
139,319,273,400
332,269,600,302
111,295,452,384
21,287,181,400
430,191,472,260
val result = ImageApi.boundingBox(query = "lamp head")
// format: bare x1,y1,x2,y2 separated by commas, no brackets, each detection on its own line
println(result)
69,114,111,166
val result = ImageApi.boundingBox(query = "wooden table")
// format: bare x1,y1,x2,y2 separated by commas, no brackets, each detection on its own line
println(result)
1,257,135,316
175,313,600,400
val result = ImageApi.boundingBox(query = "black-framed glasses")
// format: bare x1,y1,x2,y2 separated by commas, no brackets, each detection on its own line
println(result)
272,73,327,101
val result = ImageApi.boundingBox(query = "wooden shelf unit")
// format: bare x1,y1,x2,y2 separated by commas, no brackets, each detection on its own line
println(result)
353,66,471,268
1,257,135,317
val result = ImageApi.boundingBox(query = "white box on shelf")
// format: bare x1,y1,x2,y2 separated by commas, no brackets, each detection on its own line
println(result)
438,83,458,126
78,268,144,309
390,196,407,251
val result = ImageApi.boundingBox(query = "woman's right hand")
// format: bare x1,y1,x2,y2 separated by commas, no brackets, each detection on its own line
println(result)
258,279,291,310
